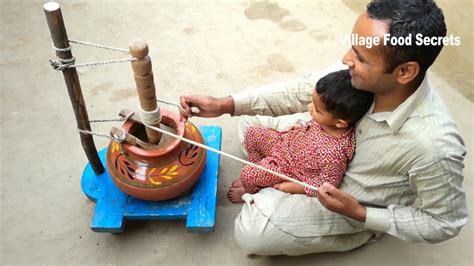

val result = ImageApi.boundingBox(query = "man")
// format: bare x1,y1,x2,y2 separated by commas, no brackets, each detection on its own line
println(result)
180,0,467,255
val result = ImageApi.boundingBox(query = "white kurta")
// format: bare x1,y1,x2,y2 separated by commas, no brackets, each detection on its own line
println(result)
230,64,468,255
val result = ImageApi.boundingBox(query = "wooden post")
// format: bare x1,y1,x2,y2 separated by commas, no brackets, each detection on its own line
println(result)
43,2,104,175
129,39,162,144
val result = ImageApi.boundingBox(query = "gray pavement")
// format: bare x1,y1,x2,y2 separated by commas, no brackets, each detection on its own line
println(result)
1,1,472,265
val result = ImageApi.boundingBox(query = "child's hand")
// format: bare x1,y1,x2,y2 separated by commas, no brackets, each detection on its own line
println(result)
273,182,305,194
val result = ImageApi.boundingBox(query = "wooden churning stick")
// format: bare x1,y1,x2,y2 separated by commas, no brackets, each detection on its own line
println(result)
129,40,162,145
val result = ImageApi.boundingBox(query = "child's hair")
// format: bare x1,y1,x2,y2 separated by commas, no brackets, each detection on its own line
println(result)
316,69,373,124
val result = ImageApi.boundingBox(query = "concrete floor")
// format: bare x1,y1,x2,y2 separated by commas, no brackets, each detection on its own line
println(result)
1,0,472,265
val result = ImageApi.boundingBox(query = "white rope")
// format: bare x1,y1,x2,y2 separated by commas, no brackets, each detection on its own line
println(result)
69,39,130,53
49,39,136,71
78,128,111,139
90,111,134,123
70,58,137,68
139,106,162,125
52,40,130,53
49,57,76,70
77,112,134,139
57,57,76,63
156,98,180,108
52,44,72,52
156,98,200,115
136,99,314,190
75,110,318,191
142,122,319,191
77,128,127,143
49,57,137,71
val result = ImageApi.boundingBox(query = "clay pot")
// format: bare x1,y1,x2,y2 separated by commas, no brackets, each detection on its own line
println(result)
106,108,206,201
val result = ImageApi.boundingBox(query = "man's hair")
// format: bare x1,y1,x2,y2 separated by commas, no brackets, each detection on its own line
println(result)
367,0,447,75
316,70,373,124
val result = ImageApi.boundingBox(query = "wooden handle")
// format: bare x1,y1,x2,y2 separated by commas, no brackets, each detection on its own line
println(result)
129,39,149,59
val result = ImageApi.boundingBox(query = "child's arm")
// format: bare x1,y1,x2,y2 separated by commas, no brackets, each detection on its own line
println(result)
273,182,305,194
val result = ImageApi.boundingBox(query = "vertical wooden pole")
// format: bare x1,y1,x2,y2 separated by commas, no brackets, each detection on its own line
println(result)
43,2,104,175
129,39,162,144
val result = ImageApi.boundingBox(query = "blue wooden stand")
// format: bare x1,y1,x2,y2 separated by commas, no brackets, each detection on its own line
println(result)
81,126,222,233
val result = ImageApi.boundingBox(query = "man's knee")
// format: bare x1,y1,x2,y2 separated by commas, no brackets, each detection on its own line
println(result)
234,213,274,255
233,197,287,256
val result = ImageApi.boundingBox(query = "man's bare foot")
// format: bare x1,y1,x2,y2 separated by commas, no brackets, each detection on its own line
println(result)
231,178,243,188
227,187,245,203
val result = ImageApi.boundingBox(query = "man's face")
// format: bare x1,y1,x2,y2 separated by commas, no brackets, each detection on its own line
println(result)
342,13,397,94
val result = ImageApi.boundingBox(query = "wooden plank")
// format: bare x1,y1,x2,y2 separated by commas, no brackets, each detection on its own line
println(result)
90,188,127,233
81,149,125,232
186,126,222,232
124,196,190,220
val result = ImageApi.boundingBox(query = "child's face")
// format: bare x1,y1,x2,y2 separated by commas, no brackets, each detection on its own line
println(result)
308,90,341,127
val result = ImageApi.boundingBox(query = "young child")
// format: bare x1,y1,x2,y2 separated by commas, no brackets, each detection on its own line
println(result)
227,69,374,203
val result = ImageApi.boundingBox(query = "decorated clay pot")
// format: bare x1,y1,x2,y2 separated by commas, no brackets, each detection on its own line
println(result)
106,108,206,201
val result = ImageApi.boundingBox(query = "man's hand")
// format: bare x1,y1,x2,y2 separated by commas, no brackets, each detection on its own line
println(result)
316,182,366,222
179,95,234,119
273,182,305,194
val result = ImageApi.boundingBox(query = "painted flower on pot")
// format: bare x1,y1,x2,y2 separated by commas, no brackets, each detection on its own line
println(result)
148,165,179,186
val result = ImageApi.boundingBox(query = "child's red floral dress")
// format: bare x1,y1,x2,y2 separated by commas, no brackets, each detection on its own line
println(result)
241,121,355,196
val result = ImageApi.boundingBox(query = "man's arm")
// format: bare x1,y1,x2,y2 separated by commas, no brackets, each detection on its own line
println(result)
317,152,468,243
230,74,316,117
179,66,354,119
180,75,315,119
180,95,235,118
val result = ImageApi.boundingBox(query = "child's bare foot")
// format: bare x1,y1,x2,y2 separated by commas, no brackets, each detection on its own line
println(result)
227,187,245,203
231,178,243,188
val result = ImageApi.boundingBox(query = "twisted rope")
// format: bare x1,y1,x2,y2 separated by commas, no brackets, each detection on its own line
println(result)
156,98,200,114
48,35,321,191
49,39,136,71
69,39,130,53
76,110,319,191
142,121,319,191
90,111,134,123
77,112,134,140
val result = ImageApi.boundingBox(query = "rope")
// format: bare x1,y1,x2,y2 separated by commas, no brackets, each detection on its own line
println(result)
49,39,136,71
46,33,318,190
139,106,162,125
69,39,130,53
76,111,318,191
49,57,137,71
78,112,134,140
90,111,134,123
156,98,200,115
49,57,76,71
156,98,180,108
78,128,127,143
70,58,137,68
52,44,72,52
142,122,318,191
